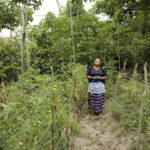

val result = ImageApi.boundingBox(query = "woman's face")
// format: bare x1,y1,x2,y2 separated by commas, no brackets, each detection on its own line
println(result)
94,58,101,66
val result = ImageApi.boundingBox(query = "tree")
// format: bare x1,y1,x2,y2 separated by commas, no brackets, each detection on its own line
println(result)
94,0,150,34
0,1,20,30
0,0,43,31
15,0,43,72
65,0,85,17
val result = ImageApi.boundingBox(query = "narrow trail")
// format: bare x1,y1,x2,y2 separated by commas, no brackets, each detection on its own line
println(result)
74,112,132,150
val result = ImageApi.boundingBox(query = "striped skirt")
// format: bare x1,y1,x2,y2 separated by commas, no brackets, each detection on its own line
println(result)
88,92,105,115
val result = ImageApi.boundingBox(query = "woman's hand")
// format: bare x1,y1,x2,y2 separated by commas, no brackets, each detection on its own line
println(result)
93,76,99,79
86,76,99,80
96,76,108,80
86,76,108,80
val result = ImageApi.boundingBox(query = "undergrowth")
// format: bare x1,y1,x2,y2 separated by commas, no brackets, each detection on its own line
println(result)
0,64,88,150
105,73,150,150
0,63,150,150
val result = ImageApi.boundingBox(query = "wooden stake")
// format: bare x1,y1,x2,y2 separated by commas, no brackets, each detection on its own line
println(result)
121,59,127,73
115,59,127,95
136,62,148,149
132,63,138,79
50,66,55,150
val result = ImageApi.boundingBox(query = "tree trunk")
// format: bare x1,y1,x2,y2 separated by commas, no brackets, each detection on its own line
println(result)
69,0,77,108
25,7,30,68
69,0,76,66
19,5,28,73
1,77,5,88
116,14,120,72
19,7,24,73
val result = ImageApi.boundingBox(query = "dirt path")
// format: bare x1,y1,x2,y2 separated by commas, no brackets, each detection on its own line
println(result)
73,113,132,150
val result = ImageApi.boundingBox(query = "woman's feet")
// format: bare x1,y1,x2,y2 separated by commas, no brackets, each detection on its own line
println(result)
94,112,102,117
98,113,102,117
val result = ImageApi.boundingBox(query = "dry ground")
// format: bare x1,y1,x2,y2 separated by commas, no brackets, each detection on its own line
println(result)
73,112,133,150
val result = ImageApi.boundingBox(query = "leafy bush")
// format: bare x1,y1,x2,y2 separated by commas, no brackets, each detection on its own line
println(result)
106,78,150,149
0,68,79,150
62,63,89,115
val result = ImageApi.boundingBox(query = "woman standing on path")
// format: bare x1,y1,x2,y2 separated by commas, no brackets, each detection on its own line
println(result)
86,58,108,116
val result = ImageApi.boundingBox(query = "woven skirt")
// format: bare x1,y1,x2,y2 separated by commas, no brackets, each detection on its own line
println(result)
88,92,105,115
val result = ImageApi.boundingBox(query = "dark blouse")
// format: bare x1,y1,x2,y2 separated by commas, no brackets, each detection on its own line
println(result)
86,66,107,84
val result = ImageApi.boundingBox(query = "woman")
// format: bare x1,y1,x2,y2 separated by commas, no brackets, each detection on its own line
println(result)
86,58,107,116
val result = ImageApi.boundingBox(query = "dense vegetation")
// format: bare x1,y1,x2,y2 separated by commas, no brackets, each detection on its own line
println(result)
0,0,150,149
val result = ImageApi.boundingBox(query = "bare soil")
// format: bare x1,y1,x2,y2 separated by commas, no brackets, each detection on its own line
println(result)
73,112,132,150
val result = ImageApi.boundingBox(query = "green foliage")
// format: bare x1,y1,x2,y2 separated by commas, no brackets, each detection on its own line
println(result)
104,58,118,98
0,0,42,31
0,38,21,82
0,1,20,30
1,0,150,149
105,76,150,148
0,68,80,150
65,0,85,17
110,80,144,129
12,0,43,9
1,3,150,78
65,64,88,114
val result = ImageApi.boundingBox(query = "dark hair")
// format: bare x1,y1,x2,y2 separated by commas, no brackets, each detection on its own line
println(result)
94,58,100,61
